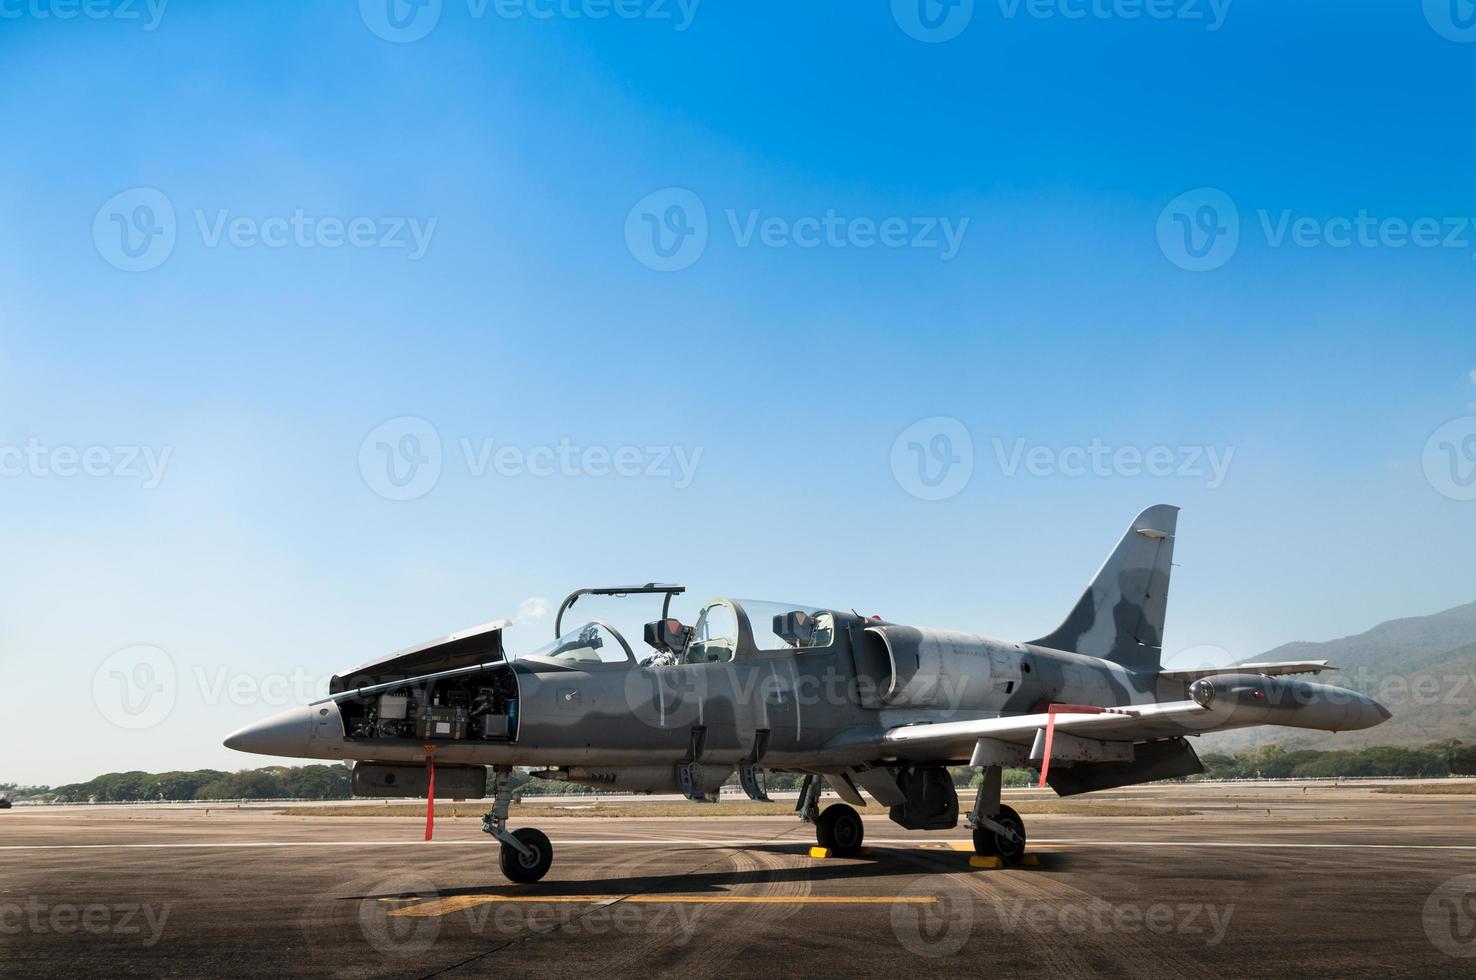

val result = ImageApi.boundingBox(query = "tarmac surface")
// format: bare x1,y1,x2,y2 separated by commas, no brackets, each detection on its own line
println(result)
3,782,1475,978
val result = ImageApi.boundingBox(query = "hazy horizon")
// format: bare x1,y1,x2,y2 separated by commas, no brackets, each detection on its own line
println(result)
4,2,1475,785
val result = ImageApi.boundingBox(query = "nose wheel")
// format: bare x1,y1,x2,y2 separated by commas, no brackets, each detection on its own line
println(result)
499,827,553,884
483,766,553,884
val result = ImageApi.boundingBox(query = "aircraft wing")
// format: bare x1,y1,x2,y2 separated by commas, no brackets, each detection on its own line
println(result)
1159,660,1332,681
872,700,1213,759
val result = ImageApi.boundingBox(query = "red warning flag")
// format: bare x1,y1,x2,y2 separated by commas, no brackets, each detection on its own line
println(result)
424,750,436,841
1037,704,1133,787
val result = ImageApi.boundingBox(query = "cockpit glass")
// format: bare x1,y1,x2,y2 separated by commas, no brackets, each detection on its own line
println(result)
646,599,839,666
687,602,738,663
738,600,835,652
523,622,631,665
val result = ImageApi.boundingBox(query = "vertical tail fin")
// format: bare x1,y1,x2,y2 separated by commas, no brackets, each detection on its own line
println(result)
1028,504,1179,672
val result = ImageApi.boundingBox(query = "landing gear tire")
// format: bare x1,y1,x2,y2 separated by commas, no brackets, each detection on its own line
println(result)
499,827,553,884
972,804,1026,865
815,804,864,856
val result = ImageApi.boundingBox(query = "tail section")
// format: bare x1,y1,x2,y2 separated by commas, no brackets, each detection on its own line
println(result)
1028,504,1179,672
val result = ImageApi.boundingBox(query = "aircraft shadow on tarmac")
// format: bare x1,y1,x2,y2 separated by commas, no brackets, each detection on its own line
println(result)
346,844,1069,904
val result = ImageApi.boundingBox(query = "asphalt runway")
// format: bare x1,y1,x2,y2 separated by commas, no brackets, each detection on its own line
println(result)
3,783,1475,978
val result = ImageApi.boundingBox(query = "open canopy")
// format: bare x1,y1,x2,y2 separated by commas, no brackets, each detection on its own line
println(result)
329,619,510,694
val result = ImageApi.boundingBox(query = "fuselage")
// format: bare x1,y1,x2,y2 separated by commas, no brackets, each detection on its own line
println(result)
225,611,1389,782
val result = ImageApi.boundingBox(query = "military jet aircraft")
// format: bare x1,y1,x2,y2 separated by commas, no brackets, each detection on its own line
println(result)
225,505,1391,883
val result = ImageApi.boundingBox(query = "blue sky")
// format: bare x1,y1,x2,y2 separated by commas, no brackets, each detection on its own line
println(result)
2,0,1474,783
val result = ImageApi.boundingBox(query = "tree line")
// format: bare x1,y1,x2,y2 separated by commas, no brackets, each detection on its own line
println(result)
1198,741,1475,780
45,766,353,803
22,741,1476,803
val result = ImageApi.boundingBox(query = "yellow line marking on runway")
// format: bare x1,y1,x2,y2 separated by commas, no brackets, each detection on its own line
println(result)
389,895,939,917
5,838,1475,852
918,841,1067,852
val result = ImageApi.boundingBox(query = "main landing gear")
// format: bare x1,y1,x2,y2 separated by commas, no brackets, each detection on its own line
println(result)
965,765,1027,864
796,774,866,857
483,766,552,883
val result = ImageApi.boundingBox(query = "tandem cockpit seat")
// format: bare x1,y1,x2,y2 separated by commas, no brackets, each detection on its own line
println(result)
642,601,737,665
641,617,692,666
772,609,834,649
640,599,836,666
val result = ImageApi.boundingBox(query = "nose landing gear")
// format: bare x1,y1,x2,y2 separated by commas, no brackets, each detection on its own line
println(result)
483,766,553,883
499,827,553,884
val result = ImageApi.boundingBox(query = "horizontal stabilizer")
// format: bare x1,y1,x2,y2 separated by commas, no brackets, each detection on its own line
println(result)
1160,660,1333,681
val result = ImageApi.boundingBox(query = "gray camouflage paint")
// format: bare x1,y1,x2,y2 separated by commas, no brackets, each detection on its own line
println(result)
226,505,1391,794
1028,503,1179,673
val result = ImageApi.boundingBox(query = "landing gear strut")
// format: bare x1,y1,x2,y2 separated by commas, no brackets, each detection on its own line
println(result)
482,765,552,883
798,774,865,856
795,772,821,824
965,765,1027,864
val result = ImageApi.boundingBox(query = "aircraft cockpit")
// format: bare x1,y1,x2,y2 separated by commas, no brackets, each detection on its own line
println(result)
533,584,838,669
644,598,836,666
523,622,634,665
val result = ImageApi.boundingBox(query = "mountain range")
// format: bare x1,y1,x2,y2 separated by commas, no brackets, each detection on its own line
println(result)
1197,600,1476,752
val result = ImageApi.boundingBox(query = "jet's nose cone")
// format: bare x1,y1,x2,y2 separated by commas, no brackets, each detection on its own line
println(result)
1348,694,1393,730
223,705,314,757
